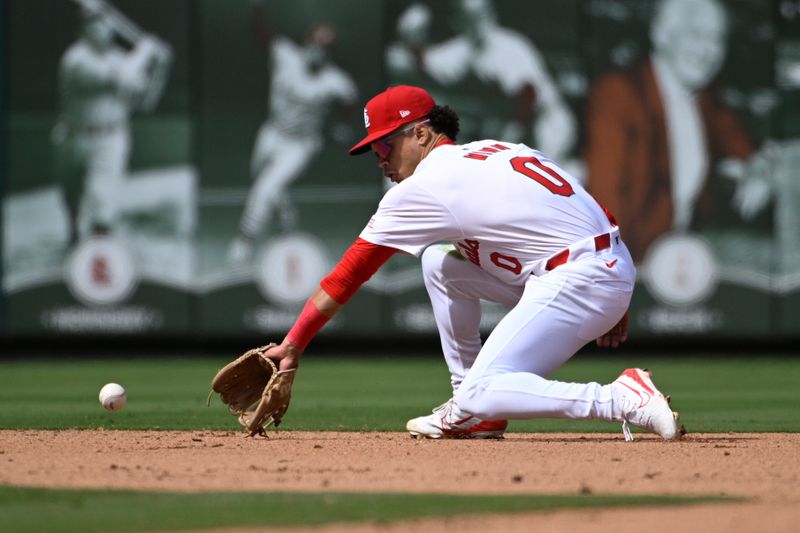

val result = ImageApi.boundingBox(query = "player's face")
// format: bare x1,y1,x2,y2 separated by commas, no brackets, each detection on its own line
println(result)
660,3,727,89
304,24,336,69
304,44,328,69
454,0,496,41
371,121,428,183
84,17,114,50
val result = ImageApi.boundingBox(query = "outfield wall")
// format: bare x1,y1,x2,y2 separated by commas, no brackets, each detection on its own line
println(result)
2,0,799,342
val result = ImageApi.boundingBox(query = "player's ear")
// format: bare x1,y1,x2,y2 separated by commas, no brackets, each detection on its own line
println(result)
415,122,433,146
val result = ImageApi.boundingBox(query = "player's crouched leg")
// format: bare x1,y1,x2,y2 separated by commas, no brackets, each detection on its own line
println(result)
454,369,605,422
408,246,521,439
418,378,507,439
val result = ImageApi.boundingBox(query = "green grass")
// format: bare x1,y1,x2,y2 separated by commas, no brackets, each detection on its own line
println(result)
0,486,734,533
0,355,778,532
0,354,798,432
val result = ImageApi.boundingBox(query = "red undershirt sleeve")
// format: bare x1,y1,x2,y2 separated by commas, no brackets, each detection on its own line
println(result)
320,237,399,304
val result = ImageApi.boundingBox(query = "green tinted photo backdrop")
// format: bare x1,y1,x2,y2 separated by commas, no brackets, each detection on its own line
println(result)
2,0,798,340
195,0,387,337
2,0,194,335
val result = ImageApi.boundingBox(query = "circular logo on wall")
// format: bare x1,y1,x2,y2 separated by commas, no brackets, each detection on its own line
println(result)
255,233,329,305
66,237,137,306
642,233,718,307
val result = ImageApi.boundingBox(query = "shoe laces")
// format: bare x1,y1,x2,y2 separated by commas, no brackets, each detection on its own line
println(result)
615,383,648,442
621,419,634,442
431,398,454,415
432,399,475,428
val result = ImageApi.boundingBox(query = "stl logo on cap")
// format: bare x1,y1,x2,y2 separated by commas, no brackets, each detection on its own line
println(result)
349,85,436,156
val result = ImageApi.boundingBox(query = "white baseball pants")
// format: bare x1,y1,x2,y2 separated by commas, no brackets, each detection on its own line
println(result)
240,124,320,238
65,127,130,234
421,240,635,422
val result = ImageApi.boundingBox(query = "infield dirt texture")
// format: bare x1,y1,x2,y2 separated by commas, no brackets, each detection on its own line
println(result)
1,355,798,531
1,429,798,532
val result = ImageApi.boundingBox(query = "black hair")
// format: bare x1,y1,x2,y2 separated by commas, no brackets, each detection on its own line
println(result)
427,105,460,141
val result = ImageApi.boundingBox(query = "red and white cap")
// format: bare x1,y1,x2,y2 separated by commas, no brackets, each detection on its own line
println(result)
349,85,436,156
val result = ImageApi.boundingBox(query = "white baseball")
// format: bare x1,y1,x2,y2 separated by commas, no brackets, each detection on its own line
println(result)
99,383,127,412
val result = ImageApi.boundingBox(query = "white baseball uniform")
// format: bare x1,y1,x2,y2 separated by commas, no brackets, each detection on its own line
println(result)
360,141,636,421
239,37,357,238
55,38,162,235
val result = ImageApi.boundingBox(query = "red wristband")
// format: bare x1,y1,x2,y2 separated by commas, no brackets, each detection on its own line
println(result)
285,299,330,350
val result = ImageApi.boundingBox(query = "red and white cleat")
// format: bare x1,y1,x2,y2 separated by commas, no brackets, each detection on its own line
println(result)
406,399,507,439
612,368,686,441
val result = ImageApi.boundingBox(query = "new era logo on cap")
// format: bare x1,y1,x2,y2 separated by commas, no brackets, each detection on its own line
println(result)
349,85,436,156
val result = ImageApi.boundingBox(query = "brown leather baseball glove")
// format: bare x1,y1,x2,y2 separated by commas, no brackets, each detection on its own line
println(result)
209,343,296,437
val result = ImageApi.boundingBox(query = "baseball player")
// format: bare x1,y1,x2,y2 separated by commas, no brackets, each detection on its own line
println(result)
54,2,171,242
227,0,358,264
261,85,683,441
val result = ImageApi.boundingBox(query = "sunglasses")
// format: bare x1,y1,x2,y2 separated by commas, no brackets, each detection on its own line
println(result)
371,119,430,160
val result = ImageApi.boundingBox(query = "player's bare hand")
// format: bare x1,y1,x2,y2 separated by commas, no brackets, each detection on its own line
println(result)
734,177,772,220
263,341,302,371
596,311,628,348
134,35,161,56
77,0,104,16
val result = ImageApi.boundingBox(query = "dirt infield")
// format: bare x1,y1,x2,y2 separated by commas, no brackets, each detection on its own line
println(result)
1,430,798,532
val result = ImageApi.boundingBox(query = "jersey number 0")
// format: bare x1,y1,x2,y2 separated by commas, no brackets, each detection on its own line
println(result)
510,155,574,197
485,155,575,275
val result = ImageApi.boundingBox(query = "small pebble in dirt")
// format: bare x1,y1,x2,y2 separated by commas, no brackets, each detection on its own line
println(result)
110,464,118,470
512,475,523,483
579,484,592,494
192,438,202,442
724,451,730,456
313,444,323,449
